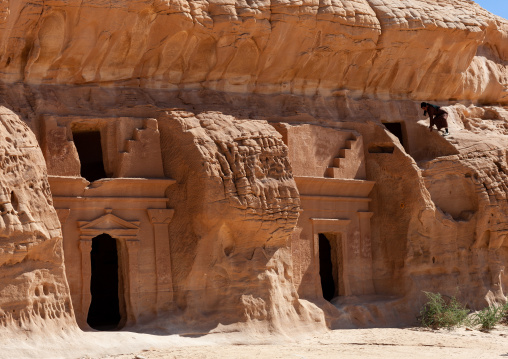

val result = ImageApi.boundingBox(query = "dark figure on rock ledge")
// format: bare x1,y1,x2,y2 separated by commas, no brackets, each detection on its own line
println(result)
421,102,449,136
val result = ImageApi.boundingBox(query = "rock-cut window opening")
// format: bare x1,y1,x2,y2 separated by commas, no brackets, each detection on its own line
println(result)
382,122,405,147
318,233,344,302
72,130,107,182
87,234,124,331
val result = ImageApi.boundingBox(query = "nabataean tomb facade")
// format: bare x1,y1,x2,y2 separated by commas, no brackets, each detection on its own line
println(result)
0,0,507,346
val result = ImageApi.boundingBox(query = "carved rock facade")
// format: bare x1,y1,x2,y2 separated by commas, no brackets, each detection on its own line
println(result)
0,0,507,340
159,112,318,331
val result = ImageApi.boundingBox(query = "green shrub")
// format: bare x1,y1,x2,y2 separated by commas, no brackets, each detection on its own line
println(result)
501,303,508,325
472,303,508,331
419,291,469,329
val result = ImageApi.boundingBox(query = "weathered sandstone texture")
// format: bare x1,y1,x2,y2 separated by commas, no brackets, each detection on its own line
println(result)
0,0,507,341
158,112,323,332
0,107,75,334
0,0,506,103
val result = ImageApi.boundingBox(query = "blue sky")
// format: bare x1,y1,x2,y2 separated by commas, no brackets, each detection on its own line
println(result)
474,1,508,20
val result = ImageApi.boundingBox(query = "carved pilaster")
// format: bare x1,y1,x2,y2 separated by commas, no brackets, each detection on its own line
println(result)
147,209,175,313
78,239,92,325
125,239,140,324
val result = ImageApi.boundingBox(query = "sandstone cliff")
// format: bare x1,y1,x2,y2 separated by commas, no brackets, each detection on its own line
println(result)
0,0,507,342
0,0,506,104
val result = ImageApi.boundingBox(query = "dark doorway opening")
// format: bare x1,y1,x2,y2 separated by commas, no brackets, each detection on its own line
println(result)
87,234,122,331
319,233,335,301
72,130,106,182
383,122,405,146
319,233,344,301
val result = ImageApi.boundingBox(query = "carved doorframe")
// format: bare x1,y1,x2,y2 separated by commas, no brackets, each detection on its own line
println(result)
310,218,352,297
77,210,141,327
310,213,374,298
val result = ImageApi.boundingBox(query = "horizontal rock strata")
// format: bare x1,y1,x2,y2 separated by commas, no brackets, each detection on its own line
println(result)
0,0,505,103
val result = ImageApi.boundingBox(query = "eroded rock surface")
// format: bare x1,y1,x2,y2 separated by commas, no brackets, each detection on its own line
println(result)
314,104,508,326
0,0,506,103
0,107,75,334
0,0,508,343
158,111,323,332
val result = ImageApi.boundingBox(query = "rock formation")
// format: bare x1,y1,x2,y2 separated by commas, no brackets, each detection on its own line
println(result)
0,0,506,103
0,107,75,335
159,112,323,332
0,0,507,345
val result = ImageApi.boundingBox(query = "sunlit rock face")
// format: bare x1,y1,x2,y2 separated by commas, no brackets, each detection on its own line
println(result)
158,111,324,333
0,0,507,336
0,0,506,103
0,107,75,333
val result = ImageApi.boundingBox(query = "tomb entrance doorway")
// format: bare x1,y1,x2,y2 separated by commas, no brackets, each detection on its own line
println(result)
87,233,125,330
318,233,344,302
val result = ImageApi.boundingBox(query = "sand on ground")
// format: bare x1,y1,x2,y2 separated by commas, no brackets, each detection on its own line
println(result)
3,325,508,359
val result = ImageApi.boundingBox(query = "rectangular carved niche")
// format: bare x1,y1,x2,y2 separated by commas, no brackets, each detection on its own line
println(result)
72,130,107,182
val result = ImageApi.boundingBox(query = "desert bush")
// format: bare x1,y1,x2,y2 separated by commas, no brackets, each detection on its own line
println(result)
419,291,469,329
501,303,508,325
472,303,508,331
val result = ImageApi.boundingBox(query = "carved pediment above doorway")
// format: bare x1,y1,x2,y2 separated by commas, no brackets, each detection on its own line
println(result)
78,209,140,240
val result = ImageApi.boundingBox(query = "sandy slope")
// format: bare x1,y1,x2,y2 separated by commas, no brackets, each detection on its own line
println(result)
3,326,508,359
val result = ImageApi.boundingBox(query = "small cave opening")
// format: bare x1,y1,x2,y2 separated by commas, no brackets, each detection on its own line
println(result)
319,233,344,301
10,191,18,211
72,130,107,182
87,234,123,331
383,122,405,147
